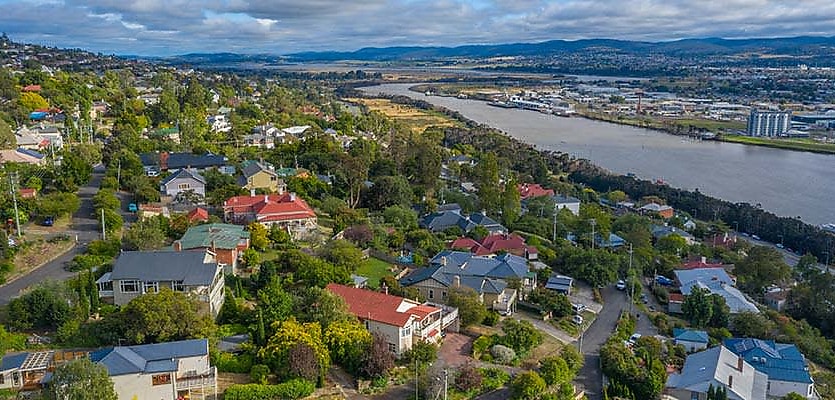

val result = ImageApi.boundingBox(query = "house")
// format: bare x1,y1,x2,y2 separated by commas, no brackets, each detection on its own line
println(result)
222,193,317,238
0,148,45,165
140,152,229,174
326,284,458,355
160,169,206,202
665,345,768,400
673,328,709,352
420,209,506,235
0,350,60,391
764,287,788,312
207,115,231,133
187,207,210,223
429,251,533,288
18,188,37,199
148,127,181,144
138,204,170,220
553,194,581,216
15,125,63,150
673,268,758,314
448,154,476,167
239,161,285,193
281,125,311,138
518,183,554,200
640,202,675,219
96,251,225,316
242,134,275,149
449,233,538,260
724,338,818,399
400,266,518,315
567,232,626,248
652,224,697,245
544,274,574,295
174,223,250,272
90,339,216,400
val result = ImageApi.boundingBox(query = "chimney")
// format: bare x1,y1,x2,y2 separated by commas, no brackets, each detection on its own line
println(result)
160,152,169,171
441,256,447,266
737,356,744,372
454,275,461,288
701,256,707,264
289,193,296,202
250,189,256,197
264,194,269,203
381,282,388,295
173,240,182,252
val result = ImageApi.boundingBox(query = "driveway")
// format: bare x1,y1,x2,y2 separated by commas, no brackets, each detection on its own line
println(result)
0,168,105,304
573,286,622,400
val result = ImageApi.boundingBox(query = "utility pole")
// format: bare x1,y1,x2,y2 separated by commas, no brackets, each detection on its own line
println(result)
415,358,419,400
589,219,597,250
552,203,558,242
443,369,448,400
9,172,21,237
628,243,634,315
101,208,106,240
116,159,121,186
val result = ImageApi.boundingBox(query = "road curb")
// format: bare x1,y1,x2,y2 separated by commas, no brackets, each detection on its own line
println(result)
1,241,77,287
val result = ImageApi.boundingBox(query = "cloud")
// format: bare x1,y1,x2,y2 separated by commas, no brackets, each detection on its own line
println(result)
1,0,835,55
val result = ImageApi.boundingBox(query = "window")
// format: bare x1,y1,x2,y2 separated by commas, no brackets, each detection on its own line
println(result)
442,291,447,299
0,373,4,384
120,280,140,293
178,183,190,190
428,289,434,299
388,343,396,353
270,176,277,181
143,281,159,293
152,373,171,386
401,326,411,338
171,281,185,291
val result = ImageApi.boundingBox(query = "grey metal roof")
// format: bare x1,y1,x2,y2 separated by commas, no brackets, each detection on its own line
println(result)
673,328,709,344
724,339,813,384
92,339,208,376
241,161,277,179
111,251,218,286
161,168,206,186
429,251,529,280
667,346,768,400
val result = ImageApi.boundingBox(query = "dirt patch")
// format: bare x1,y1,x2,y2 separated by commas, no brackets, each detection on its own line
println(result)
8,237,74,281
439,332,475,367
344,98,457,133
216,372,250,394
522,334,563,368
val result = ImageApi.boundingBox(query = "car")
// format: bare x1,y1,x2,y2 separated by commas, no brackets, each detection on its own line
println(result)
655,275,674,286
751,234,761,240
628,333,642,344
128,203,138,213
572,315,584,325
640,293,648,304
776,243,784,249
41,216,54,227
616,280,626,290
572,303,586,314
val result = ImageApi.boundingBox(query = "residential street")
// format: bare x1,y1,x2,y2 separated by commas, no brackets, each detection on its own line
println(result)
572,286,621,400
0,167,106,304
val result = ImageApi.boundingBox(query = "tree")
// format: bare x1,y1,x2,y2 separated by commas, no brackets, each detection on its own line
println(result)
118,288,214,344
560,346,584,375
248,222,269,250
324,319,372,375
0,118,14,149
731,311,773,338
501,319,543,354
46,358,117,400
511,371,546,400
781,393,805,400
361,332,395,378
382,205,418,230
502,177,521,227
708,294,730,329
276,250,350,288
121,218,166,250
539,356,571,387
447,287,487,327
366,175,413,210
735,246,791,295
288,343,320,382
37,192,81,219
242,248,261,268
682,287,713,328
454,363,483,392
101,208,123,235
319,240,363,272
257,277,295,330
19,91,48,112
259,318,330,382
476,152,501,214
7,282,74,331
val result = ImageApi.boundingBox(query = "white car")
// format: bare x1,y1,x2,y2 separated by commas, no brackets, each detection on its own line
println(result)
572,303,586,314
628,333,642,344
572,315,584,325
616,280,626,290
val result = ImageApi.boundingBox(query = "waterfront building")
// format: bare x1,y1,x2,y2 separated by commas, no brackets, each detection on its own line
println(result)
747,110,791,137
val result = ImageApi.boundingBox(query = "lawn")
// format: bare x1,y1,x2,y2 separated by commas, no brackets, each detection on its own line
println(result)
721,134,835,154
356,257,396,289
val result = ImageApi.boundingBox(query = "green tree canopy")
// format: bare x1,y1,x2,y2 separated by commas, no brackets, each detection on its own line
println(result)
118,288,214,344
47,358,117,400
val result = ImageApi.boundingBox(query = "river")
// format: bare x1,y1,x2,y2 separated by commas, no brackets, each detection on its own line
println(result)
363,83,835,226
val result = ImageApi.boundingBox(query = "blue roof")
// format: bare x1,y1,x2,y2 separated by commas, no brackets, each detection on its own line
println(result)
29,111,47,120
399,265,508,295
673,328,709,344
140,152,227,170
0,353,28,371
723,338,812,383
16,148,44,159
92,339,208,376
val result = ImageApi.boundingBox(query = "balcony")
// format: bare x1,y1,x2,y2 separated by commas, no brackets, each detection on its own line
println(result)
175,367,216,390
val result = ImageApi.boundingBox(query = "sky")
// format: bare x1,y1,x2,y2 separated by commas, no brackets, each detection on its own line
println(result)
2,0,835,56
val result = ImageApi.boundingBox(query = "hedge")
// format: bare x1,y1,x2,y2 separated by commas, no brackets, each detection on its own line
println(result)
223,379,314,400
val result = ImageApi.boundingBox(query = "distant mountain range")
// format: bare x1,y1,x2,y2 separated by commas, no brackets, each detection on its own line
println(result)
283,36,835,61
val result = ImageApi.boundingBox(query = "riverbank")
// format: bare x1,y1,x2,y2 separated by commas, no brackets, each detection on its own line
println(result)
719,135,835,155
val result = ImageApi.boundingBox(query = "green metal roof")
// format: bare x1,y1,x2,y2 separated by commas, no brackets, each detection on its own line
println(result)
178,223,249,250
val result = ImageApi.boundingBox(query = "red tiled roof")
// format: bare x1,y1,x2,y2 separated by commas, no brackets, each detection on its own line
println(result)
18,188,36,198
326,284,439,328
680,261,725,270
223,193,316,221
669,293,685,302
187,207,210,222
22,85,41,92
517,183,554,200
449,233,536,257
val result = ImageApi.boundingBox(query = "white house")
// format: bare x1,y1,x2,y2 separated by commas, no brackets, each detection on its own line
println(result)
666,345,768,400
326,284,458,356
724,339,819,399
160,168,206,202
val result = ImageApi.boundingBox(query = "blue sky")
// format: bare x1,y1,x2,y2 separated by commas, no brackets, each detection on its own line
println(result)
1,0,835,56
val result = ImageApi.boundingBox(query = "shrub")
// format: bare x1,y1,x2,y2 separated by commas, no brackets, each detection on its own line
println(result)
483,311,500,326
480,368,510,391
490,344,516,364
223,379,315,400
212,352,254,373
511,371,546,400
454,363,483,392
250,364,270,385
402,341,437,366
652,285,669,304
472,335,494,359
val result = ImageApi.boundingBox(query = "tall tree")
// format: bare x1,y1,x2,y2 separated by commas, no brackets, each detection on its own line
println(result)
476,152,501,214
47,358,117,400
501,177,521,227
682,287,713,328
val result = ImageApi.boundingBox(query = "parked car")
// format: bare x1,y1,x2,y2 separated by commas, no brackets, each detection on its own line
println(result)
128,203,138,213
751,234,761,240
572,303,586,314
655,276,674,286
776,243,784,249
616,280,626,290
572,315,584,325
640,293,648,304
41,216,54,227
628,333,642,344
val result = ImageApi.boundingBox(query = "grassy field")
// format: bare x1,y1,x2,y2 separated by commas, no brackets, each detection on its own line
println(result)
721,135,835,154
522,333,563,368
345,97,458,133
355,257,396,289
9,236,74,282
671,118,746,131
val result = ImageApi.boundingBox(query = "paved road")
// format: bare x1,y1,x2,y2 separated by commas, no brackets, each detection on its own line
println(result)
0,168,105,304
573,286,621,400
